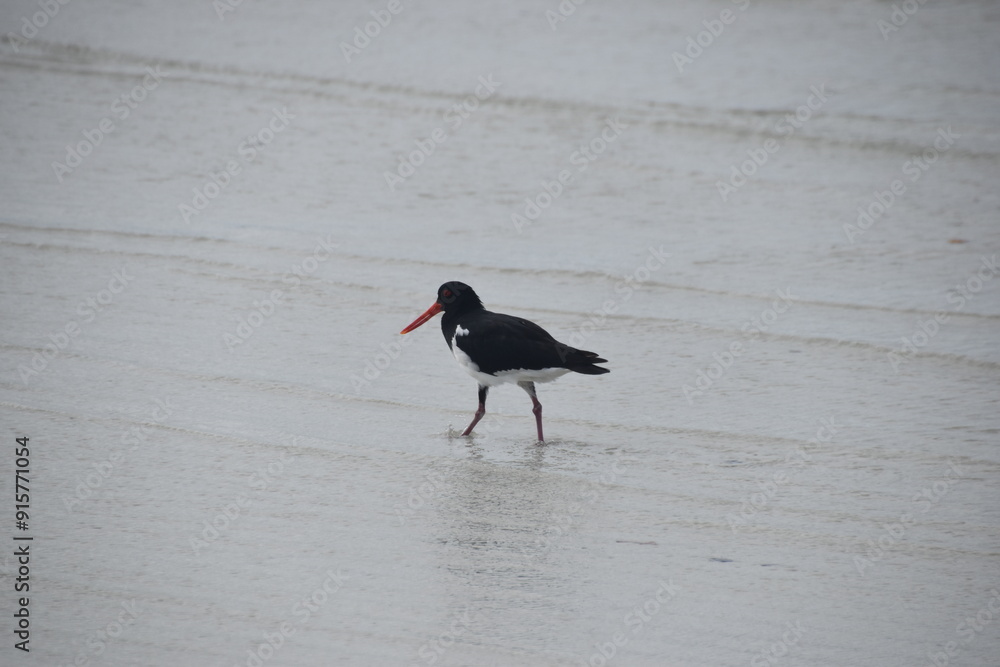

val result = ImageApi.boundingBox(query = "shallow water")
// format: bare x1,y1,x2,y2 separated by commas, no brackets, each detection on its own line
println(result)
1,1,999,665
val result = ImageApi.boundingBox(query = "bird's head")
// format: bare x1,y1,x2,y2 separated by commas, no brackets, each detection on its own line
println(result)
400,282,483,334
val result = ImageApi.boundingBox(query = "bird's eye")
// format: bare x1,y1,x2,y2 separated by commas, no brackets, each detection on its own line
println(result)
442,289,452,298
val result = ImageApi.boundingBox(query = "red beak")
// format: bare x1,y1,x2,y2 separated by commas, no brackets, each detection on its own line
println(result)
400,301,443,334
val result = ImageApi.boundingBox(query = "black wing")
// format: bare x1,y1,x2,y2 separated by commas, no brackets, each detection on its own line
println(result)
455,311,608,375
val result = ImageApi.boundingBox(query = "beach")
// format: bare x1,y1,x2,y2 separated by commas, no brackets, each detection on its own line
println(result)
1,1,999,664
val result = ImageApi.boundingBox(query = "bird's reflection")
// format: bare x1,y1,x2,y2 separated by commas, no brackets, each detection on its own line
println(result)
424,436,590,652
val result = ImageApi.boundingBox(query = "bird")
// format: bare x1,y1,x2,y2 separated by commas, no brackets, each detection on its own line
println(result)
399,282,609,442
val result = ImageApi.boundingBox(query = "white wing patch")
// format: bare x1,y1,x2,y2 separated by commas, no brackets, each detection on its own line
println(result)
455,325,470,336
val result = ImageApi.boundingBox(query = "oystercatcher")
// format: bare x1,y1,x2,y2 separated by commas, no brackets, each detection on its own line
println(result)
400,282,609,442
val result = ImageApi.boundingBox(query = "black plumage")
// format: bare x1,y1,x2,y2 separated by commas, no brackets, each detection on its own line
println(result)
400,281,609,441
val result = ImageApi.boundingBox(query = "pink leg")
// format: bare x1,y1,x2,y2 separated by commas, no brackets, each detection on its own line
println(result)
519,381,544,442
462,385,488,436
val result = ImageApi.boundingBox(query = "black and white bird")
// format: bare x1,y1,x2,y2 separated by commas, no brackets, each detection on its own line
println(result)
399,282,609,442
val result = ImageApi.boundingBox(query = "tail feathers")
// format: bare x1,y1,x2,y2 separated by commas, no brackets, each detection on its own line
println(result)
570,363,610,375
560,347,610,374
